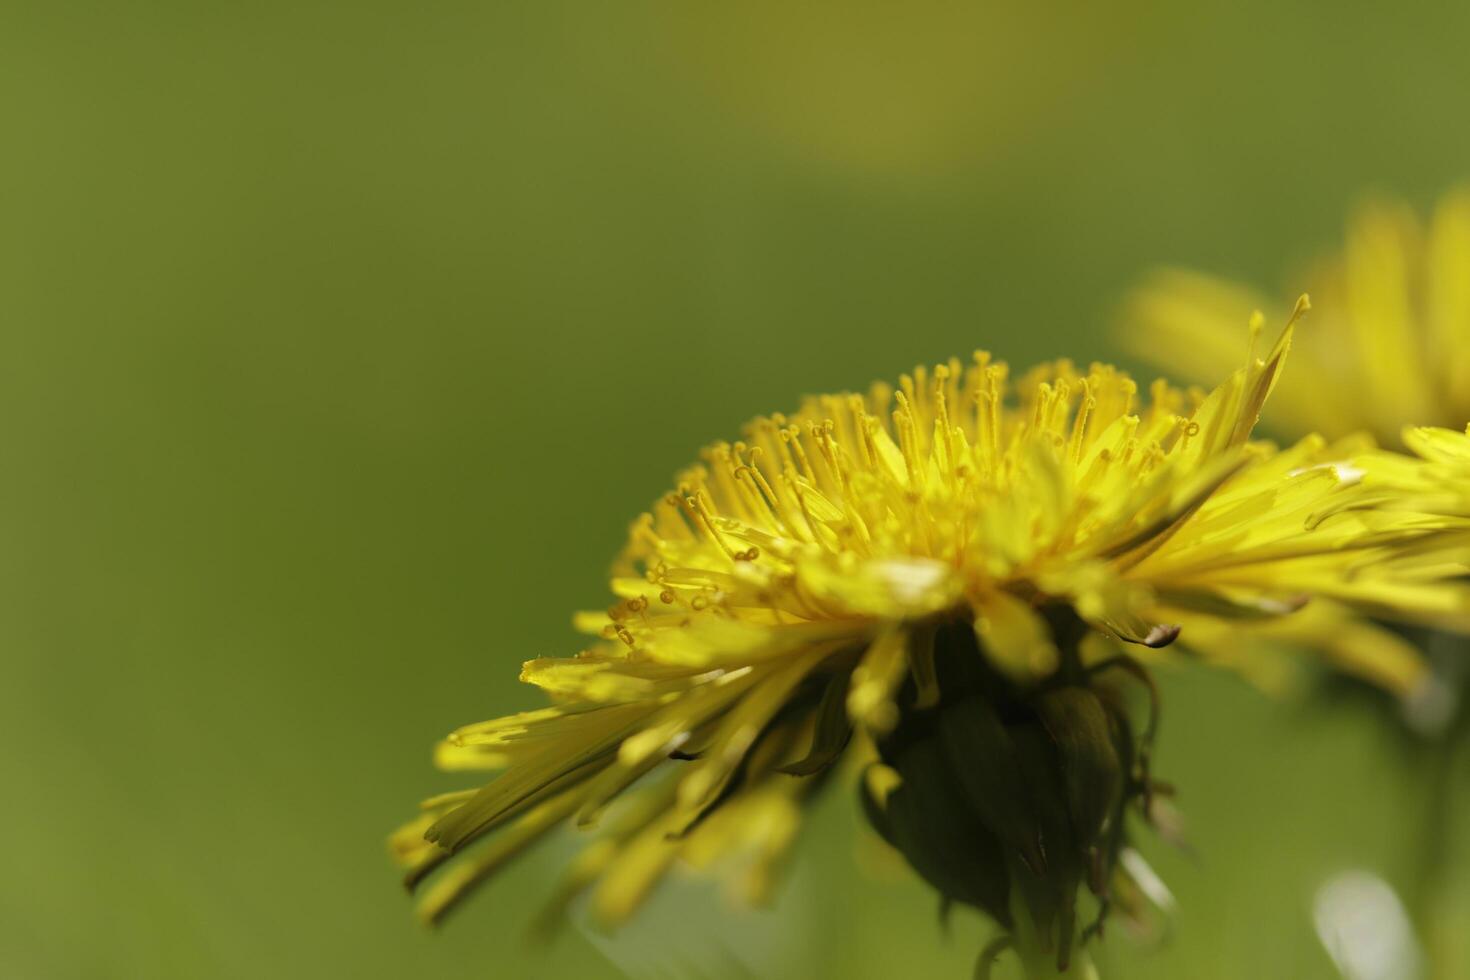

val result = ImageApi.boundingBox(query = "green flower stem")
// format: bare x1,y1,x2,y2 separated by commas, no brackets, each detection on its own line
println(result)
976,936,1100,980
976,934,1105,980
1415,706,1468,980
1014,945,1099,980
976,892,1101,980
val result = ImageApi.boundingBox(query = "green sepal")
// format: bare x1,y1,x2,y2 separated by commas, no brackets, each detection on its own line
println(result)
882,735,1014,927
1035,686,1123,850
937,695,1047,874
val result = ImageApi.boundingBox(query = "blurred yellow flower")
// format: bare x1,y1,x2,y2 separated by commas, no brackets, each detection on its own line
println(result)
394,305,1467,973
1125,188,1470,447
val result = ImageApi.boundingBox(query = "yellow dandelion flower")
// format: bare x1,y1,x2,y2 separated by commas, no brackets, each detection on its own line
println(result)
394,303,1465,976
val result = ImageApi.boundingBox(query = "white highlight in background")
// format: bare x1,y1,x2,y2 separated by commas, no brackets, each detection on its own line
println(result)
1313,869,1423,980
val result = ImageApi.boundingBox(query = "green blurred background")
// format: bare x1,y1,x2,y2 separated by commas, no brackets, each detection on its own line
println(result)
4,2,1469,977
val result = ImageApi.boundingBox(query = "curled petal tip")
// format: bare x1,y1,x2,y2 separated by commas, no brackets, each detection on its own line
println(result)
1142,623,1182,649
